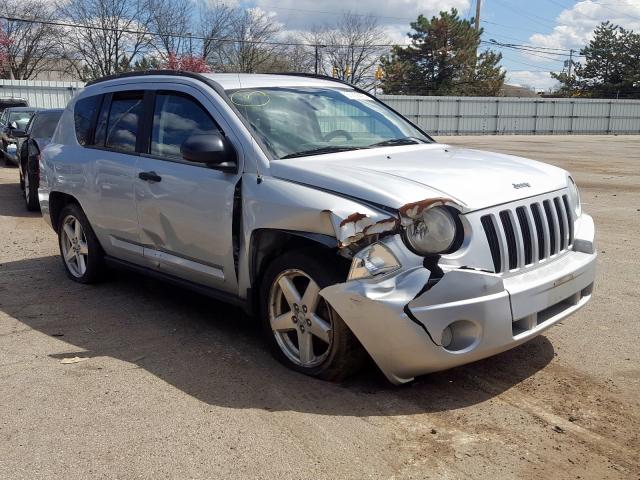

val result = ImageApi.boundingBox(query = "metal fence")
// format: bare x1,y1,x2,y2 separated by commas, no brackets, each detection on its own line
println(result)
0,79,84,109
1,80,639,135
379,95,640,135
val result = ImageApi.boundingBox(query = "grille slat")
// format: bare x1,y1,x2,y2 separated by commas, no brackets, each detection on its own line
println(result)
562,195,574,246
499,211,518,270
481,215,501,273
554,197,569,250
516,206,533,265
543,200,559,255
481,194,574,273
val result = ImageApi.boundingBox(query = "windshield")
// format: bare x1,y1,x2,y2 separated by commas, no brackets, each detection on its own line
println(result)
8,111,36,129
227,87,431,159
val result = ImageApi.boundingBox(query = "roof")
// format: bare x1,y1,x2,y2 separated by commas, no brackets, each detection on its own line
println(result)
86,70,352,91
34,108,64,114
4,106,38,112
500,84,540,98
201,73,350,90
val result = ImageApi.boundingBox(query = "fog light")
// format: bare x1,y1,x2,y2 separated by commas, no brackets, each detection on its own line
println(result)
441,326,453,348
441,320,480,352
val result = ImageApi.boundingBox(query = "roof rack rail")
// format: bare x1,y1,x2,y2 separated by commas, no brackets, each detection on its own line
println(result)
270,72,356,87
85,69,210,87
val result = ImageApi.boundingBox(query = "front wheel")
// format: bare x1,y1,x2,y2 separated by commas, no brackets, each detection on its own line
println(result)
260,251,365,381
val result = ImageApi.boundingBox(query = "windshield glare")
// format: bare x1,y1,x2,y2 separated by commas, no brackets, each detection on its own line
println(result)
227,87,431,159
8,111,35,129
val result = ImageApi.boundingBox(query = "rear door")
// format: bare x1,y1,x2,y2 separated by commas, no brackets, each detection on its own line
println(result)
134,84,243,292
86,91,145,264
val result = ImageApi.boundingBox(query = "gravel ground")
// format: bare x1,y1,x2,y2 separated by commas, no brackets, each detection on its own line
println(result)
0,135,638,479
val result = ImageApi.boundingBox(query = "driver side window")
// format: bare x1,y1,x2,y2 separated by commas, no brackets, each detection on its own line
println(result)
151,93,220,159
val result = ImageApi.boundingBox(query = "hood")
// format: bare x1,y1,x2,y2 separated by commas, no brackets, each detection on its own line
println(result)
269,143,569,212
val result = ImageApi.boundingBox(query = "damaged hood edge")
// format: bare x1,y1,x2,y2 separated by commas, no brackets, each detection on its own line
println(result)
269,144,569,213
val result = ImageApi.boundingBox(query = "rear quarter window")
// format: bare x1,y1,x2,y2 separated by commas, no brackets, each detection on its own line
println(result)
74,95,102,146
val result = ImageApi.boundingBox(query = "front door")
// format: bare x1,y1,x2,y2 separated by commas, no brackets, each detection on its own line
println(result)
134,87,242,293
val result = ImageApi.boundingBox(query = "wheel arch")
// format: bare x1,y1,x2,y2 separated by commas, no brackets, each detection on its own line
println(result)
248,228,348,313
48,191,83,233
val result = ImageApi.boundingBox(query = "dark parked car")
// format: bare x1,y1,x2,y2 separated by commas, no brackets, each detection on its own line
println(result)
0,98,28,113
18,109,63,210
1,107,39,165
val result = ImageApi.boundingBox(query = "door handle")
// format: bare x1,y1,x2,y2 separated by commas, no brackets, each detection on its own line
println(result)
138,171,162,182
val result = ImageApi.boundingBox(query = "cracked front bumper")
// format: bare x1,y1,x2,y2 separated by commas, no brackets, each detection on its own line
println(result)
321,214,597,384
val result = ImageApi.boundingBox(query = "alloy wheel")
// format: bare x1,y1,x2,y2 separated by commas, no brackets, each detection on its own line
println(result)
60,215,89,277
268,269,334,367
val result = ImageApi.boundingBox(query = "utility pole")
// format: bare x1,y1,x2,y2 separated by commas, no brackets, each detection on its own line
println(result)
314,44,325,74
567,48,574,79
475,0,481,31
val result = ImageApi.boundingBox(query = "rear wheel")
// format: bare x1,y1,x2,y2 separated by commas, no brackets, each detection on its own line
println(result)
57,203,104,283
23,167,39,211
260,251,365,381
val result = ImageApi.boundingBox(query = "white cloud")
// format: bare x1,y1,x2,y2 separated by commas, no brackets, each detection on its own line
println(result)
507,70,559,92
253,0,470,30
529,0,640,50
505,1,640,90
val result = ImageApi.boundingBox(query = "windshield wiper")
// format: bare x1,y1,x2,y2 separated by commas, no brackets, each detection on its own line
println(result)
280,145,364,159
368,136,426,148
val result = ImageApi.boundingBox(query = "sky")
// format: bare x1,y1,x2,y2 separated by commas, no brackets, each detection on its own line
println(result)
244,0,640,91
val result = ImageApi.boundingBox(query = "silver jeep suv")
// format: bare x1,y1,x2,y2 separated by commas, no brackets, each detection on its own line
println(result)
39,71,596,384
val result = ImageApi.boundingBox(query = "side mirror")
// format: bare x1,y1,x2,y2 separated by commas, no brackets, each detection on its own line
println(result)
9,121,18,130
12,129,27,138
180,133,238,173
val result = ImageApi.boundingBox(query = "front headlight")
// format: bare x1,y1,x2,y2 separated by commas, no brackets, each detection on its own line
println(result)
568,176,581,217
347,242,401,281
403,206,458,255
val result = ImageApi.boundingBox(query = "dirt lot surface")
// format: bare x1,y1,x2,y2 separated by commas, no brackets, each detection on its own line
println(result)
0,135,638,479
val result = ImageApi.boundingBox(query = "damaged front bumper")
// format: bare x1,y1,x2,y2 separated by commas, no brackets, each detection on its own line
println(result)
321,214,597,385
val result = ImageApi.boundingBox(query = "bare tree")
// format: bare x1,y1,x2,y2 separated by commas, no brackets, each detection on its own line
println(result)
0,0,62,79
149,0,193,58
313,13,387,88
276,35,315,73
57,0,154,80
227,8,283,73
198,1,236,69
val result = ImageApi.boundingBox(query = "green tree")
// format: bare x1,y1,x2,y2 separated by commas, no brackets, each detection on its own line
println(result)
380,9,504,96
552,22,640,98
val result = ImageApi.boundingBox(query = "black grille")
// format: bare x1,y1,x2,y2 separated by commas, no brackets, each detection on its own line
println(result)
499,211,518,270
531,203,545,260
543,200,557,255
481,194,575,273
562,194,574,242
516,206,533,265
481,215,501,273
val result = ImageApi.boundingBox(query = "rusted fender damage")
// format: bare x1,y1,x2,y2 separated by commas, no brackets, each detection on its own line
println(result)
327,196,457,249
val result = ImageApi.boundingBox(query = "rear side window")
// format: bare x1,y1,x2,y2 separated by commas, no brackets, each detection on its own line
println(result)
104,93,143,153
151,93,220,159
74,96,101,145
30,112,62,139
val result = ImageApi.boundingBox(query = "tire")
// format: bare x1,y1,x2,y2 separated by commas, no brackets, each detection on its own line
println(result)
259,250,366,381
57,203,104,284
23,168,39,211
